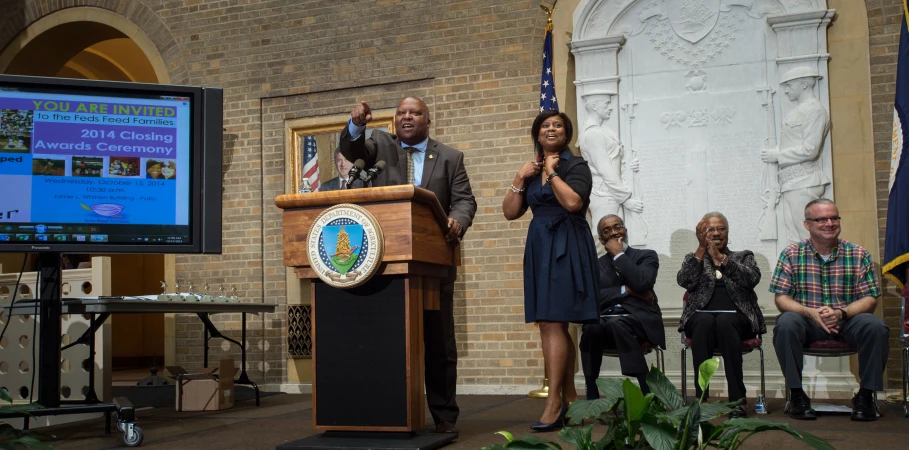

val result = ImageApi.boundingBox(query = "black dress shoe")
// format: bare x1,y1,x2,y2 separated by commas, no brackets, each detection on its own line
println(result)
789,393,817,420
851,393,877,422
434,421,458,433
730,403,747,419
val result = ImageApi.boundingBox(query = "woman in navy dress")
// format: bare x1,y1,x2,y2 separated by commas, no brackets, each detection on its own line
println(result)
503,110,599,430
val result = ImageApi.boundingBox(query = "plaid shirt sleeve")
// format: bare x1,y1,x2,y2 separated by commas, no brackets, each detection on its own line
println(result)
854,249,881,299
768,248,795,295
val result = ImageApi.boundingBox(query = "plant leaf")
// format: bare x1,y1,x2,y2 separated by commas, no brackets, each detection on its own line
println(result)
622,379,647,422
697,400,737,421
0,388,12,404
567,398,617,425
718,418,835,450
596,417,621,450
9,435,56,450
640,417,677,450
646,365,684,411
558,425,593,449
480,445,509,450
678,400,701,447
496,431,516,442
595,378,625,402
697,357,720,396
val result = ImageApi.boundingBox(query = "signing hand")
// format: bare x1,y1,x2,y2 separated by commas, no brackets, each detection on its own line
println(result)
603,236,624,257
351,101,373,126
760,148,779,163
446,218,463,244
706,240,724,265
542,153,559,177
516,161,542,181
695,220,709,250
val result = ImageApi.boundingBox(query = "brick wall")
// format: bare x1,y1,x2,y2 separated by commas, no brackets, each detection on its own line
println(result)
867,0,907,387
0,0,550,388
165,0,551,387
2,0,903,390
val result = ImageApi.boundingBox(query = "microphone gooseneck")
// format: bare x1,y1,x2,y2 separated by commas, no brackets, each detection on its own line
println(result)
346,159,365,189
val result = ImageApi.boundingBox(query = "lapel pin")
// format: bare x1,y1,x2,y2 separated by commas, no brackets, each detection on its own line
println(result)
429,154,434,159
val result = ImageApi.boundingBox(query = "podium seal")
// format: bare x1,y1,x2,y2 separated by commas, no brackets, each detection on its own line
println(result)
307,204,384,288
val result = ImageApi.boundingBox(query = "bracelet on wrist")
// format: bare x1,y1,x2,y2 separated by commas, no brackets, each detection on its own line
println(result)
546,172,559,182
509,184,526,194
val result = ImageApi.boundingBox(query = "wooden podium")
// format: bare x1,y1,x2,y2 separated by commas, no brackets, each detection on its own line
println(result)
275,185,458,434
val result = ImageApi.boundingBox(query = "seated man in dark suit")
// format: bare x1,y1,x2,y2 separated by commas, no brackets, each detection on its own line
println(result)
579,214,664,398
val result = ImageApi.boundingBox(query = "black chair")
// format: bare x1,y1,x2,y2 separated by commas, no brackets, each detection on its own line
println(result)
679,293,767,413
782,340,881,417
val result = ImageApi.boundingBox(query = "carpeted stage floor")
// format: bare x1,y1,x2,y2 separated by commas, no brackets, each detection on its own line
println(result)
32,389,909,449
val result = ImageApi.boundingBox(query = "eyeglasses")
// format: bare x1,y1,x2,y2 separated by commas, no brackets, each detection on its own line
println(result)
706,227,728,234
806,216,841,224
599,224,625,235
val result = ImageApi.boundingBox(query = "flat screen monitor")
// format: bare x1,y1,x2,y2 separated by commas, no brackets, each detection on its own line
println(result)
0,75,222,254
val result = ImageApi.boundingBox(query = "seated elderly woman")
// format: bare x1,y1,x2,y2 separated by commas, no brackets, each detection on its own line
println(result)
677,212,765,418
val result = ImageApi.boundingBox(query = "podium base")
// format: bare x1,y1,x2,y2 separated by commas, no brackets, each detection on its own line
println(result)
276,431,457,450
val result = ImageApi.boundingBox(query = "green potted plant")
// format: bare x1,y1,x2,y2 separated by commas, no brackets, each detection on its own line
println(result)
482,358,833,450
0,388,54,450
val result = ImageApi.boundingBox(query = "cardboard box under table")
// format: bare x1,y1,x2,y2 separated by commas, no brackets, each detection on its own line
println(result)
168,359,236,411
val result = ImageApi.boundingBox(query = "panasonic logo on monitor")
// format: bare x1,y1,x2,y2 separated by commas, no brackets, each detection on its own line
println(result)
31,246,50,250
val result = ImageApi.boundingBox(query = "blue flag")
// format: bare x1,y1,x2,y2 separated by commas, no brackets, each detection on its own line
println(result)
883,2,909,288
540,19,558,113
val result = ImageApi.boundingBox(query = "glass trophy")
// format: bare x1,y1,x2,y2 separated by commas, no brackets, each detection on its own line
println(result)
215,284,228,303
229,285,239,303
185,282,200,302
157,281,168,301
168,281,183,302
201,283,213,302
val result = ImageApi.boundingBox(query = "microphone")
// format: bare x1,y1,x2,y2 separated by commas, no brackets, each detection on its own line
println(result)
346,159,365,189
359,160,387,185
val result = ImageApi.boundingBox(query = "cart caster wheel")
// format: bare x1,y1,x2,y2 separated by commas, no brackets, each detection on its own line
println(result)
122,424,143,447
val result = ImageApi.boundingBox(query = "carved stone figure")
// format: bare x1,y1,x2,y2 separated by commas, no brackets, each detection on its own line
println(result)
760,66,831,243
579,92,642,245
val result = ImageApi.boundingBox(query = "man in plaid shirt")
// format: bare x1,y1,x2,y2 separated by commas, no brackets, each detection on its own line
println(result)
770,198,889,422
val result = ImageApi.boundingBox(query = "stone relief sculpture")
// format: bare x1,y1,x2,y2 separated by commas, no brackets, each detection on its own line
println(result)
760,66,830,243
579,91,643,245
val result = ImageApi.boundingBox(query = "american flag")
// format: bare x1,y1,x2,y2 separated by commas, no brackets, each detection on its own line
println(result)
540,18,558,112
302,135,320,191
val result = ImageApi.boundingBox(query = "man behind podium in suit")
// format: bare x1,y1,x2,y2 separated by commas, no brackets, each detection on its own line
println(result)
318,148,362,191
579,214,664,398
340,97,477,434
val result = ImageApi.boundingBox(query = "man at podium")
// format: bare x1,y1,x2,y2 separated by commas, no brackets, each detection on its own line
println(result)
341,96,477,434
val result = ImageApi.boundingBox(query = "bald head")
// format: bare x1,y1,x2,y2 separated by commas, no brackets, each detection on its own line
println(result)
396,97,431,145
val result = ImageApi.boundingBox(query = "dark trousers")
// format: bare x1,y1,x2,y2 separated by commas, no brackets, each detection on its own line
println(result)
423,273,458,424
579,315,648,398
684,312,755,401
773,311,889,392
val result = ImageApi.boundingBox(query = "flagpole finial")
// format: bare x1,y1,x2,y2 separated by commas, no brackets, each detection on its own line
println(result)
540,5,554,24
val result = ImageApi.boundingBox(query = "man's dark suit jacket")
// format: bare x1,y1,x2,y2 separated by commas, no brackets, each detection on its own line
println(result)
339,128,476,232
599,246,666,349
318,176,363,192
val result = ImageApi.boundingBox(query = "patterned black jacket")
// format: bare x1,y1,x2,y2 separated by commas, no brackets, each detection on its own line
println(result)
676,249,766,334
